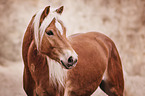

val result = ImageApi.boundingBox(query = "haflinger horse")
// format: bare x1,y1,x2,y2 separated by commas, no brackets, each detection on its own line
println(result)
22,6,124,96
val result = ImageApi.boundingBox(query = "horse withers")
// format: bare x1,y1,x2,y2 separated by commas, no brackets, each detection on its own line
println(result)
22,6,124,96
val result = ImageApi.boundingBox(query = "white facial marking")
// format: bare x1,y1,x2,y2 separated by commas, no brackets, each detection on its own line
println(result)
63,49,78,60
60,49,78,67
55,21,63,35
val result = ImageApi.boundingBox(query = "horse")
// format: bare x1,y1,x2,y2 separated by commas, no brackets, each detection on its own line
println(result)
22,6,124,96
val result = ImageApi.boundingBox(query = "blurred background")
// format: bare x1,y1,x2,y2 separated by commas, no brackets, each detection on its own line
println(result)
0,0,145,96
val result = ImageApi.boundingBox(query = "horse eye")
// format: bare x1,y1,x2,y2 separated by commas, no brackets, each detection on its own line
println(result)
46,30,54,36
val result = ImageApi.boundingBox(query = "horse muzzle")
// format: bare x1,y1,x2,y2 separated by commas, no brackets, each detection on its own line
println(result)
60,50,78,69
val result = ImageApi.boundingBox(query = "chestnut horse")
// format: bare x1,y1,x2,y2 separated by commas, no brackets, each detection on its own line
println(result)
22,6,124,96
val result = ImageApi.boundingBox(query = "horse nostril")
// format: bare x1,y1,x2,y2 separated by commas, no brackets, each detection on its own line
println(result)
68,56,73,63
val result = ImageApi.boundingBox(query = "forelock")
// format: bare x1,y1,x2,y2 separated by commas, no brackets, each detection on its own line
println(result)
33,7,61,51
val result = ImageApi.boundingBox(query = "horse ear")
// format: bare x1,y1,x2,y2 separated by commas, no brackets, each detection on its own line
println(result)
55,6,64,14
40,6,50,26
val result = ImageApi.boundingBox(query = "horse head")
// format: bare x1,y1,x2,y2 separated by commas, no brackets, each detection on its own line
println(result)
33,6,78,69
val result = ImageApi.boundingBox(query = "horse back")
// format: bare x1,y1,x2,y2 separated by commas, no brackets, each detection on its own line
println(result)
69,32,112,60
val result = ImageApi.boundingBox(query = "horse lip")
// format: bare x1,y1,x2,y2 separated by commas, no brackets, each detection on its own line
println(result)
61,60,70,69
60,60,77,69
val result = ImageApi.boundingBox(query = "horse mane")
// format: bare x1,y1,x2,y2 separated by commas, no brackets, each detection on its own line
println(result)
33,7,67,90
46,57,67,90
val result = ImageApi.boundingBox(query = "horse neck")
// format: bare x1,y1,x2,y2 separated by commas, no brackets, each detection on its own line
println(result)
22,15,36,66
27,15,36,37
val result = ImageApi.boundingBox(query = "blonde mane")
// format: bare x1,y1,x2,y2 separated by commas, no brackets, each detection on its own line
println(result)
46,57,67,90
